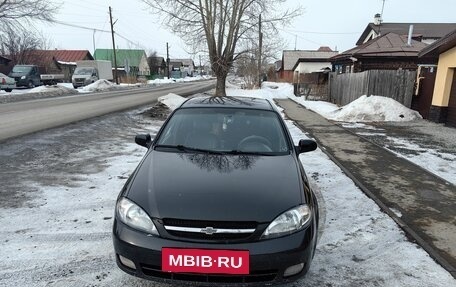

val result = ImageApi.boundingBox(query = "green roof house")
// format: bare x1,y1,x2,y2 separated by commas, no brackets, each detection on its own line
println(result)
94,49,150,76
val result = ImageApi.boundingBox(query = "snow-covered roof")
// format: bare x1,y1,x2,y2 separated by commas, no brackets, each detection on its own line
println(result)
282,49,339,71
57,60,77,66
172,59,194,67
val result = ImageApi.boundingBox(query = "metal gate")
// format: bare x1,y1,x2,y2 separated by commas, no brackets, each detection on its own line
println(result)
412,66,437,119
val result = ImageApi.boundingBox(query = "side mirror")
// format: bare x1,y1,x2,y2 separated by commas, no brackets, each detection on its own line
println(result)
296,139,317,154
135,134,152,148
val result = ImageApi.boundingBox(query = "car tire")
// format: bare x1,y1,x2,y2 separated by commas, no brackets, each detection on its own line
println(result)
27,81,35,88
5,88,12,92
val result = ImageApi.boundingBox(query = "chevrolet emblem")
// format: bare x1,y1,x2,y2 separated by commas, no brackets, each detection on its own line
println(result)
200,227,217,235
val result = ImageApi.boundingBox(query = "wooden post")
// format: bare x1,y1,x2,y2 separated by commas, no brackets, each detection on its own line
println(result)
109,6,119,85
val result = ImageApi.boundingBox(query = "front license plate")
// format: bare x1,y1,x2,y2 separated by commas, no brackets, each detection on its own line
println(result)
162,248,249,274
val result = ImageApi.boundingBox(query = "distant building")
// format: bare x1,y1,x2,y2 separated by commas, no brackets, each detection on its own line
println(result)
94,49,150,77
4,50,93,82
0,55,12,74
357,18,456,46
147,56,166,76
279,47,338,82
331,33,428,74
171,58,195,77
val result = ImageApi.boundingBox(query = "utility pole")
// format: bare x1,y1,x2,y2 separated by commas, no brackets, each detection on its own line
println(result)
109,6,119,84
166,42,170,79
258,14,262,88
92,30,96,56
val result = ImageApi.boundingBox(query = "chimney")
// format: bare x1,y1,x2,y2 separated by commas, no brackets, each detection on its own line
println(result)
374,13,382,26
407,25,414,46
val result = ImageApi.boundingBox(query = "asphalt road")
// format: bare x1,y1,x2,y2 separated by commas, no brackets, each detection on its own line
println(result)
0,80,215,142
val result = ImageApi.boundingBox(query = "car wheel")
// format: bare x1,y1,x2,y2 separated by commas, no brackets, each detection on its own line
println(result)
5,88,12,92
27,81,35,88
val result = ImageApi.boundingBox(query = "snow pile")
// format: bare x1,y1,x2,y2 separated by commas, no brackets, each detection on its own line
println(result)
148,75,213,85
328,95,422,122
148,78,176,85
80,79,117,92
158,93,186,111
226,81,293,100
25,85,78,96
175,75,213,82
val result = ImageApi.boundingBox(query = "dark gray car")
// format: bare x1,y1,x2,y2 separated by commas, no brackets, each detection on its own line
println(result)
113,96,319,286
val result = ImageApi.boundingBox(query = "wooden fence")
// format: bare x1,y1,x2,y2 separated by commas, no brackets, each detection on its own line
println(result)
329,70,417,107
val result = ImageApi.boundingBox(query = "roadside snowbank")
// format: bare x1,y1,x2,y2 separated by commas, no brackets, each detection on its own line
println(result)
80,79,118,92
157,93,186,111
0,85,78,103
27,85,78,95
226,81,293,100
293,94,422,122
328,95,422,122
148,78,176,85
148,75,213,85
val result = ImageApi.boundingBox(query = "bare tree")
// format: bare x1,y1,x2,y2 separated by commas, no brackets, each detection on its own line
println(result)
235,33,285,89
141,0,300,96
0,25,42,64
0,0,59,30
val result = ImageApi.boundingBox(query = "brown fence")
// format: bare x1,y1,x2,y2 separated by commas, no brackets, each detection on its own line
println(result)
294,72,330,100
329,70,417,107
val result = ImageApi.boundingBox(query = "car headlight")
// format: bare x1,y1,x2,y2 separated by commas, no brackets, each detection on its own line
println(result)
21,76,26,79
116,197,159,235
261,205,311,239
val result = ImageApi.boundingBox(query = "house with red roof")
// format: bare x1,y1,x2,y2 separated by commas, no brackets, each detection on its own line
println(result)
5,50,93,82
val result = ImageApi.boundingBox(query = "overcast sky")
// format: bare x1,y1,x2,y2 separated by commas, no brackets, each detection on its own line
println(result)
32,0,456,62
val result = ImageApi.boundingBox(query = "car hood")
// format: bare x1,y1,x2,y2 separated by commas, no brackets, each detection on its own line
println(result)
9,72,27,78
126,151,304,223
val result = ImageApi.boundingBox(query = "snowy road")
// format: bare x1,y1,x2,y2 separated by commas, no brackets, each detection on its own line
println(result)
0,80,214,142
1,99,455,286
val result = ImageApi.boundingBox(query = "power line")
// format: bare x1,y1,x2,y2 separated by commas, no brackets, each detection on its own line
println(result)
278,28,325,46
51,20,111,33
281,28,361,35
50,19,148,50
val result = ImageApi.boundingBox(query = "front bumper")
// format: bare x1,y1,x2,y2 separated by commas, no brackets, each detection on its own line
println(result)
15,79,29,87
113,219,317,286
72,78,90,88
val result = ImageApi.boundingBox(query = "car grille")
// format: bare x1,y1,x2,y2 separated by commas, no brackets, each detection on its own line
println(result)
141,264,278,283
162,218,257,241
74,78,86,84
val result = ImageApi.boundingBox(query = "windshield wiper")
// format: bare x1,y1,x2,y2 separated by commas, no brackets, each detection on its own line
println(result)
154,144,224,155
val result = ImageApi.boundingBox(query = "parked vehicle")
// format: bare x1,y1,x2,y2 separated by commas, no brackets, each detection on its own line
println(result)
113,96,319,286
40,73,65,85
72,60,113,88
8,65,64,88
0,73,16,92
9,65,41,88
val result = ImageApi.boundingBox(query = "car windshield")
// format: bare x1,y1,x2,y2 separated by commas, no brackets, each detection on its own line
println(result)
74,68,94,75
155,108,291,155
12,66,32,73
